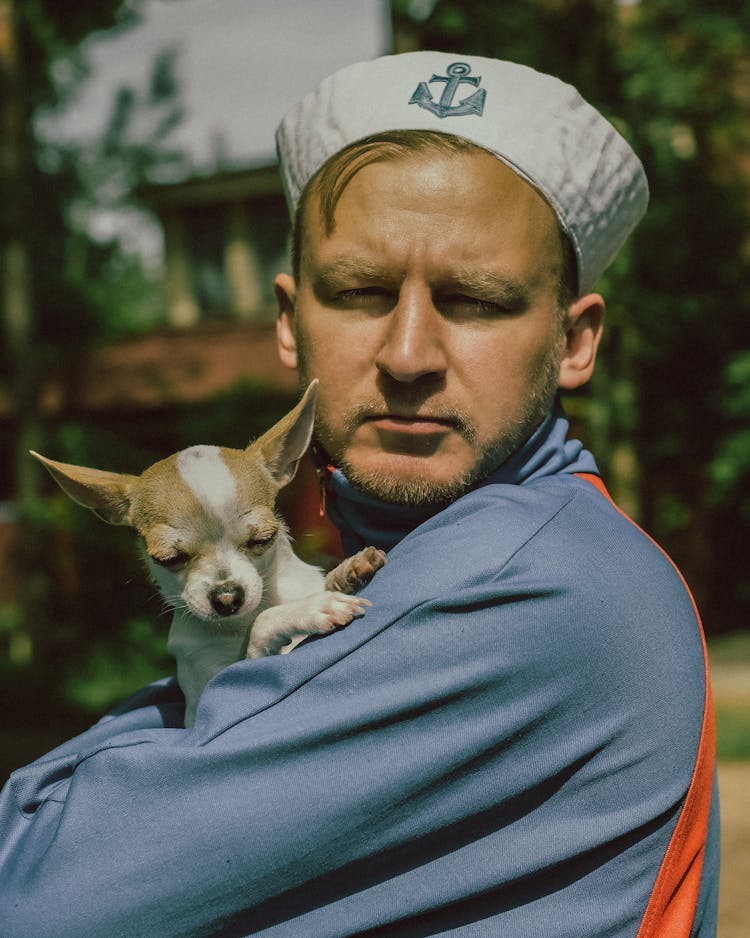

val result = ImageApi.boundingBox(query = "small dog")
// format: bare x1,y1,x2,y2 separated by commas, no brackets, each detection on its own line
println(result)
32,381,385,725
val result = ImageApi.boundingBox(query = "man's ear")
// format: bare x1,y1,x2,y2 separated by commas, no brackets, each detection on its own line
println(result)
248,380,318,488
558,293,605,391
275,272,298,371
30,451,137,525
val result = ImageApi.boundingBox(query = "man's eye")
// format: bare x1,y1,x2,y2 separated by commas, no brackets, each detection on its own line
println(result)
334,287,392,306
441,295,512,316
152,552,190,569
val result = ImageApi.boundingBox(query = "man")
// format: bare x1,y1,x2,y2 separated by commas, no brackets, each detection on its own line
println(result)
0,53,718,937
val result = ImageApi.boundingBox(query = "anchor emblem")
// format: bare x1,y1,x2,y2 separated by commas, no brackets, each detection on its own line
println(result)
409,62,486,118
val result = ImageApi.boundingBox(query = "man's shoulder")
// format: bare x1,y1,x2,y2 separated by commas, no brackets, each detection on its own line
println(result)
375,473,704,696
392,473,678,592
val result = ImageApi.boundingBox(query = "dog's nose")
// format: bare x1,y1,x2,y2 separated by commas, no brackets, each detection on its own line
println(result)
209,583,245,616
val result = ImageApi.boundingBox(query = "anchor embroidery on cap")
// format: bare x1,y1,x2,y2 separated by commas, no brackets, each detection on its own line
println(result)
409,62,486,118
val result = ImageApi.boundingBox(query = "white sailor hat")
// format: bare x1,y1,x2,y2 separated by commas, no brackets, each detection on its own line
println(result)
275,51,648,294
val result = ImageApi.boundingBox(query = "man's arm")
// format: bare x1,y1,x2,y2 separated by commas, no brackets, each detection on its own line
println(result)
0,483,718,937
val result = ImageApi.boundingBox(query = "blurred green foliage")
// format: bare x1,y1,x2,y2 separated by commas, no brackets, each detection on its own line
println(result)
708,632,750,760
710,351,750,516
714,707,750,761
64,617,172,712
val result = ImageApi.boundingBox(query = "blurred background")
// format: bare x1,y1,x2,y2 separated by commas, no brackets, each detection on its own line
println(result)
1,0,748,928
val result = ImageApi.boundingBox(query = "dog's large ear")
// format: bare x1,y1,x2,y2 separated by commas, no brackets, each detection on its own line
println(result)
249,380,318,488
30,451,138,525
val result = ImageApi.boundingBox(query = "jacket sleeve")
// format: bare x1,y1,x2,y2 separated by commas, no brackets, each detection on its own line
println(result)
0,484,718,938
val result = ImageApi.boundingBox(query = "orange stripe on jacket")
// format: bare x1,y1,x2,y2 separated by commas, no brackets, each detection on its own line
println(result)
575,473,716,937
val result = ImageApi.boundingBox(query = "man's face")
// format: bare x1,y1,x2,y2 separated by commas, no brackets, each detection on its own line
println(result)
276,149,595,505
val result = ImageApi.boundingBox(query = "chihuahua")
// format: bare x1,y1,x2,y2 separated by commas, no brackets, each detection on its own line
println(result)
32,381,385,725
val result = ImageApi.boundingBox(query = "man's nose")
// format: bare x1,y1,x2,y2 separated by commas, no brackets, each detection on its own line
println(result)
374,286,447,384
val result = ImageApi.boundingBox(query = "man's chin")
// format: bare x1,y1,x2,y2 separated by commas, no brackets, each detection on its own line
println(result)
338,453,478,507
325,399,555,506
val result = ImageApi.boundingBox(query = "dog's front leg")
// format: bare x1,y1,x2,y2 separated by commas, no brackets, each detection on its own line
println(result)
246,591,371,659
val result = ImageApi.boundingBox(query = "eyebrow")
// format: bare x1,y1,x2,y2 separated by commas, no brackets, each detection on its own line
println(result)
441,267,531,305
312,258,531,300
312,258,395,286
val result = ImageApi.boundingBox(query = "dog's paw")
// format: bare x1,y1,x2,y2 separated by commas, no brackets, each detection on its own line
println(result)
325,547,387,593
308,591,372,633
246,591,372,658
347,547,387,586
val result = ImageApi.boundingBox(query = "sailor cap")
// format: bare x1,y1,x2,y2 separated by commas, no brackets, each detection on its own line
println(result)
275,51,649,294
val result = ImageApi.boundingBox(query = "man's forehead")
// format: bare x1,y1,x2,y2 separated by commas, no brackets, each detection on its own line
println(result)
299,202,562,300
301,152,560,261
304,148,557,238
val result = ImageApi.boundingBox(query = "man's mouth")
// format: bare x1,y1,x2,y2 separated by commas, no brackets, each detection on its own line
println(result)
363,414,456,435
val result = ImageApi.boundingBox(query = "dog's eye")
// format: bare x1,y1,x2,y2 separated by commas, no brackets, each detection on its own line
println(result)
152,552,190,569
244,533,276,555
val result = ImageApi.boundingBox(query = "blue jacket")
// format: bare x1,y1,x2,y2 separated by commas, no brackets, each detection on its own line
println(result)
0,405,719,937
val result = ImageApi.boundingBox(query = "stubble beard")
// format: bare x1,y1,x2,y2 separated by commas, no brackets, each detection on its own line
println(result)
295,325,563,507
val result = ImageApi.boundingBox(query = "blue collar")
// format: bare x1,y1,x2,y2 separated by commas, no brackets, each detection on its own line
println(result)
321,399,598,554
